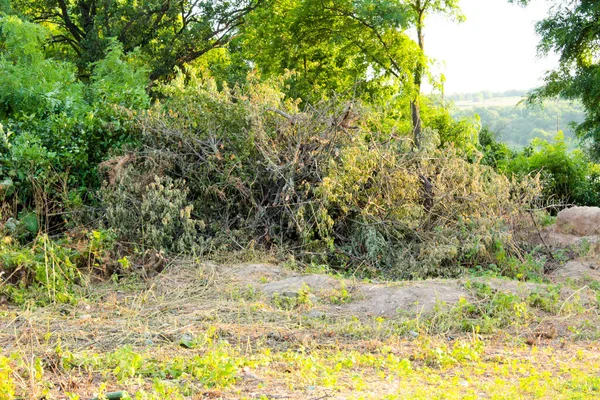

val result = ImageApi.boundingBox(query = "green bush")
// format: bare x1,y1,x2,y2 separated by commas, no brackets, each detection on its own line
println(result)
507,133,600,206
0,16,149,230
477,127,514,171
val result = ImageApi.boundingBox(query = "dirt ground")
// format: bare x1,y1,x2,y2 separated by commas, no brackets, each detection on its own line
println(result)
1,253,600,399
2,207,600,399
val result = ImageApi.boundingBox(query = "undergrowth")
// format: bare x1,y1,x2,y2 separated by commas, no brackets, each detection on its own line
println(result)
0,229,117,305
97,73,544,279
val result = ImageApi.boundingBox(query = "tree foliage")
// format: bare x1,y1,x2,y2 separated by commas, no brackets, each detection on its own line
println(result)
241,0,421,102
11,0,264,79
510,0,600,157
403,0,464,146
0,15,149,230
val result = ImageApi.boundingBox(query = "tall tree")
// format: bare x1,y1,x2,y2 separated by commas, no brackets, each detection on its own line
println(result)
404,0,463,147
11,0,265,79
242,0,420,104
242,0,464,146
510,0,600,156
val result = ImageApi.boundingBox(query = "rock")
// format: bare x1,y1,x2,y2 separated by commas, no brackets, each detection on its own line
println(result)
543,206,600,246
304,310,326,319
555,206,600,236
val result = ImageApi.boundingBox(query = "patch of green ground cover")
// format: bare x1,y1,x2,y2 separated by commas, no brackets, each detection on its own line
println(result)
1,330,599,399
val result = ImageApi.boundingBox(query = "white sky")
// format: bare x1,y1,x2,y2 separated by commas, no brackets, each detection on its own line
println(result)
425,0,558,94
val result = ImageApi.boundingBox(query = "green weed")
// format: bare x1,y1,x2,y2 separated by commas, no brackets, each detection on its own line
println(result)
328,283,352,305
0,354,16,400
272,283,313,311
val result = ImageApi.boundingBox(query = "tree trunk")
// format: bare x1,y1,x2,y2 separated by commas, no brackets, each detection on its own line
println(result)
411,100,422,148
412,11,425,148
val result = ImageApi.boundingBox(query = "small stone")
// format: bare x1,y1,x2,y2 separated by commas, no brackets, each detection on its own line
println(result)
305,310,325,319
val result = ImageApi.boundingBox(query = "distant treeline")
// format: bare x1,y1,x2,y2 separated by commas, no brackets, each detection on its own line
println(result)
447,89,529,102
452,99,586,148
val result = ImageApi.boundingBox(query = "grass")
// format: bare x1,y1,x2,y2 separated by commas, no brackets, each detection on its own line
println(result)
1,259,600,399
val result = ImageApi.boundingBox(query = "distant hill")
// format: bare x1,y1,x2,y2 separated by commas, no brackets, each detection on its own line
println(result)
447,89,529,104
449,90,585,149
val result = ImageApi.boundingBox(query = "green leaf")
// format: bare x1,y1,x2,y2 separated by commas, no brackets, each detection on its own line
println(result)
19,212,39,233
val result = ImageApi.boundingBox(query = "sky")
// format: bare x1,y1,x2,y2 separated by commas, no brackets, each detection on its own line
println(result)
424,0,558,94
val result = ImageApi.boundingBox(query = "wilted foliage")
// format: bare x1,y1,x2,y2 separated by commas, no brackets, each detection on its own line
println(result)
101,166,201,254
101,72,542,277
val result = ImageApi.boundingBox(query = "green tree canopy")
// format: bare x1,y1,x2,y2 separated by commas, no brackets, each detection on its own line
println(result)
11,0,264,79
241,0,421,103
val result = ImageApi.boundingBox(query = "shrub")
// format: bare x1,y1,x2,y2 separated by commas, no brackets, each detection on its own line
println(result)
101,166,201,253
478,126,514,171
114,71,542,277
508,133,600,206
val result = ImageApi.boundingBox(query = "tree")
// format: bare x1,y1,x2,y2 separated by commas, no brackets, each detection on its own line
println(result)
240,0,468,147
11,0,265,79
0,15,150,192
403,0,464,147
242,0,421,103
510,0,600,157
0,0,11,14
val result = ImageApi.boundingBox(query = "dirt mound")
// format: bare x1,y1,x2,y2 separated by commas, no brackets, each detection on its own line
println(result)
228,262,292,284
153,258,598,321
337,281,468,317
261,274,340,296
552,261,600,282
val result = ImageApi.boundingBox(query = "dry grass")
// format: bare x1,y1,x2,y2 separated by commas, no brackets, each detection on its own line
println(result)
1,259,600,399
